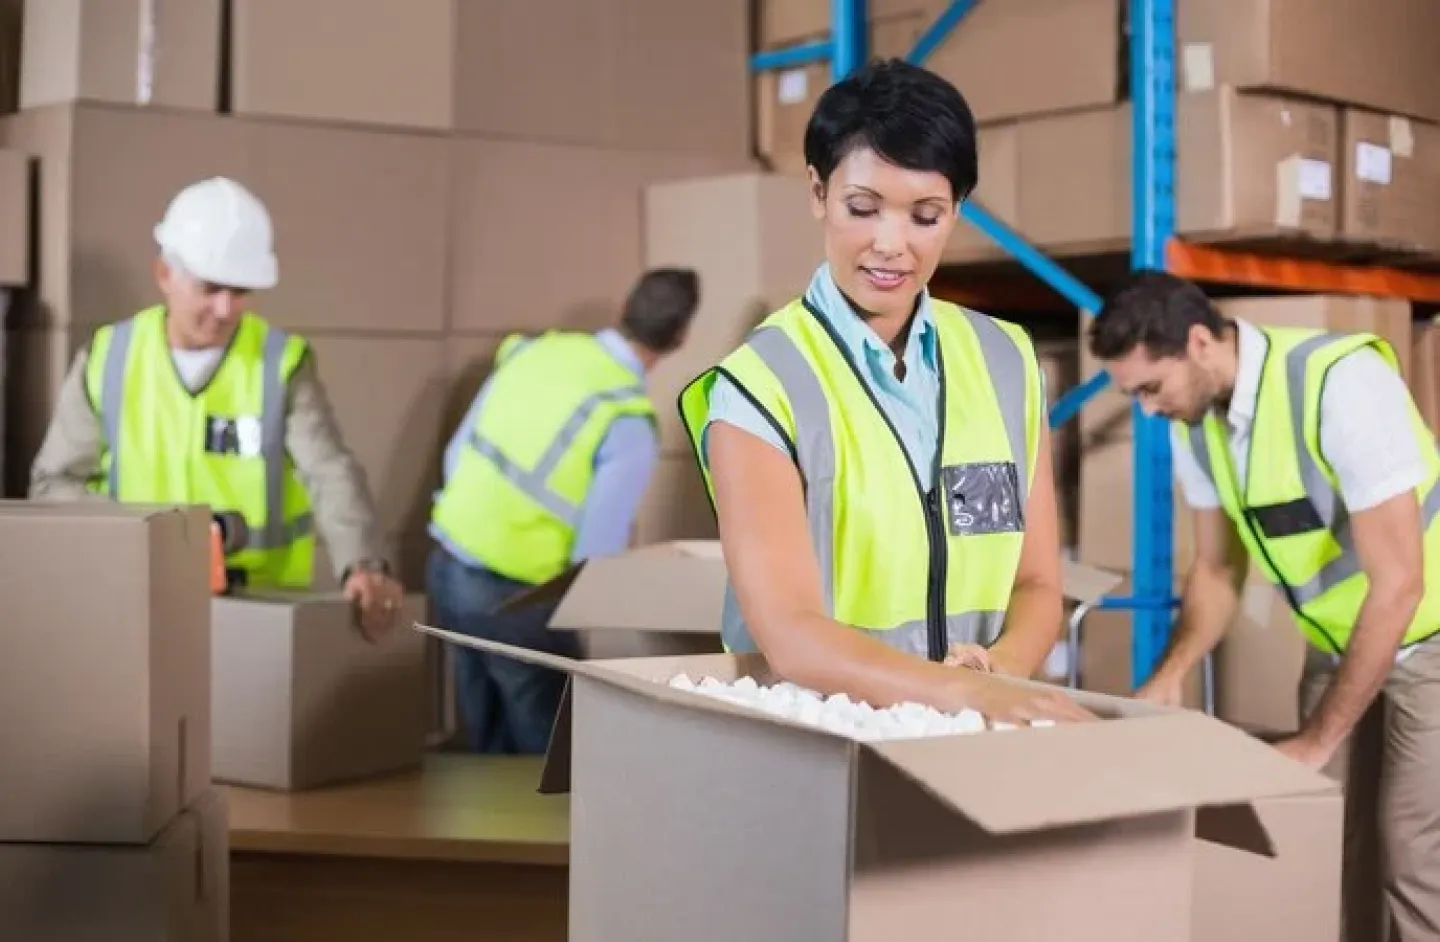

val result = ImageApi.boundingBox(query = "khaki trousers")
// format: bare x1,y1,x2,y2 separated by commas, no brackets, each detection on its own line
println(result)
1301,639,1440,942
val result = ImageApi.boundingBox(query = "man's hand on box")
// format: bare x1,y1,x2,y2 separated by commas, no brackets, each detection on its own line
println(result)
344,566,405,643
944,643,993,672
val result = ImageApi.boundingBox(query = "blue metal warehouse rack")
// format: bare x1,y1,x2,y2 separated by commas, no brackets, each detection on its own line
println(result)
750,0,1180,687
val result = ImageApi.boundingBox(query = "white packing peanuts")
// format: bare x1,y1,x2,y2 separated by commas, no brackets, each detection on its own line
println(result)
420,626,1341,942
211,592,429,790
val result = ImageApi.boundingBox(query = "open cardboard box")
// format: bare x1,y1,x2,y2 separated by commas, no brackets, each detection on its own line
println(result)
415,620,1338,942
501,540,730,658
506,541,1124,662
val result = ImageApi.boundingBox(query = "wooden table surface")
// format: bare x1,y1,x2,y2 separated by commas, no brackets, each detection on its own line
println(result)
227,755,572,942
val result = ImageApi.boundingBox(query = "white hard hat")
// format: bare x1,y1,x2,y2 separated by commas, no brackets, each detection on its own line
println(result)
153,177,279,290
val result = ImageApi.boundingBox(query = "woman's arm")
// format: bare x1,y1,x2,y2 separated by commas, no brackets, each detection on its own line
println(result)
708,421,1090,722
986,420,1066,677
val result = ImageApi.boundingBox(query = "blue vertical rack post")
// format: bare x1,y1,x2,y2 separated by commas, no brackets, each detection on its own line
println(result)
750,0,1179,688
1128,0,1177,687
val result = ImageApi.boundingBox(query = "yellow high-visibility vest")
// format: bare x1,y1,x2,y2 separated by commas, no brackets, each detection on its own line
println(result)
86,305,315,588
679,297,1043,660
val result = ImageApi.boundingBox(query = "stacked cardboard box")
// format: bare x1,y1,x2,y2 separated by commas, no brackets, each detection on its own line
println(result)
0,0,753,586
754,0,1440,263
0,503,228,941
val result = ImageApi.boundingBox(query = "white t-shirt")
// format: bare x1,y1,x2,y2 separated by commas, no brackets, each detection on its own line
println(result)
1172,319,1425,513
170,346,225,393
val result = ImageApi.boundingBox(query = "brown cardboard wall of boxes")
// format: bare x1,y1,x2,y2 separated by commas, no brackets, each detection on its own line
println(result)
0,0,1437,938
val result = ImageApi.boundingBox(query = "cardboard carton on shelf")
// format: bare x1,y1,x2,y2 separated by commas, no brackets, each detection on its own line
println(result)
0,788,230,942
0,502,212,844
421,626,1339,942
211,592,430,791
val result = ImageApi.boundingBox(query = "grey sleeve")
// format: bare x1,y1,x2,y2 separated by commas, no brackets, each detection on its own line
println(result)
283,351,393,580
28,346,110,502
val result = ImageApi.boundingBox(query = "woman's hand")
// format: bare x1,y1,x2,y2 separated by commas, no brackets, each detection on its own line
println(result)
943,643,993,672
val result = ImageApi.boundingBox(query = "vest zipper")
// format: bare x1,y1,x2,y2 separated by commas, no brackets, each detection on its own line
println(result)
800,300,949,662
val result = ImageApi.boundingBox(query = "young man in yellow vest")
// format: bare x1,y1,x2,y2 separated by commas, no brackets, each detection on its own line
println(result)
29,176,404,638
1090,270,1440,942
428,268,700,754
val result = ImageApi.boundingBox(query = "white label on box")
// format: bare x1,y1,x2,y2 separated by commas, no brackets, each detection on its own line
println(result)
1390,116,1415,158
1181,43,1215,91
1355,142,1393,185
1299,158,1333,200
777,69,809,105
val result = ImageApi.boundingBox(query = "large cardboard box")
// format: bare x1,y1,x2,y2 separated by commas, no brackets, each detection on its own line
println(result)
1214,567,1307,735
449,142,746,336
211,592,429,791
758,0,932,48
0,789,230,942
1178,0,1440,123
1339,109,1440,256
1193,792,1343,941
0,103,451,334
0,147,29,286
0,503,211,843
233,0,748,155
427,629,1337,942
633,454,718,545
642,172,821,455
19,0,222,112
943,122,1020,262
1018,89,1339,252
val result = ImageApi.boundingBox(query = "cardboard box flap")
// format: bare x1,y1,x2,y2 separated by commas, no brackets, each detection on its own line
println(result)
498,541,727,635
863,709,1334,841
1062,558,1124,606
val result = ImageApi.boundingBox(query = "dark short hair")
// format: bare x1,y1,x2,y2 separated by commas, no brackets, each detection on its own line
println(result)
1088,271,1228,360
804,58,978,202
620,267,700,353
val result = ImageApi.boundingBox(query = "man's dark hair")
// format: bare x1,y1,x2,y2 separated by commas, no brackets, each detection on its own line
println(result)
804,57,978,202
1088,271,1229,360
620,267,700,353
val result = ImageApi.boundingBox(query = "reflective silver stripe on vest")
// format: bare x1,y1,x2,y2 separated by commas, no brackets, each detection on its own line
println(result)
1189,334,1440,606
960,308,1031,513
469,383,649,525
736,314,1030,652
99,319,311,550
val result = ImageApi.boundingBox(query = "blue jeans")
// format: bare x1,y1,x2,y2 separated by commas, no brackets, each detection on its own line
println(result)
425,545,578,755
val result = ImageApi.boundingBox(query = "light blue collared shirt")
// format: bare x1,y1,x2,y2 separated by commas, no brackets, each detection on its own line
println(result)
701,264,943,646
702,263,941,486
431,328,659,574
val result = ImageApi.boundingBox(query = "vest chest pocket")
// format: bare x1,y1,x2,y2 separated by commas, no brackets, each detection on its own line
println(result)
1246,498,1327,539
204,415,265,459
941,461,1024,536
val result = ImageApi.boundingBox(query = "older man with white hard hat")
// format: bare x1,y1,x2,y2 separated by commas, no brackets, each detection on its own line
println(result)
29,176,403,636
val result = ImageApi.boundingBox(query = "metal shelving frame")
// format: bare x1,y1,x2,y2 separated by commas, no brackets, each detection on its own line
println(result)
750,0,1179,687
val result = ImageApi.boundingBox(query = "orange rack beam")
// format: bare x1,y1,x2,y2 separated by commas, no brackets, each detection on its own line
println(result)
1167,241,1440,302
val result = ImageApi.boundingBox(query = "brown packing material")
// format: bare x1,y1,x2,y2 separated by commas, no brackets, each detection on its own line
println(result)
1017,88,1339,252
0,502,211,843
449,142,748,335
233,0,749,155
0,103,450,333
0,788,230,942
1339,109,1440,256
0,147,29,286
19,0,222,112
212,593,429,791
642,172,820,454
420,627,1337,942
1177,0,1440,123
